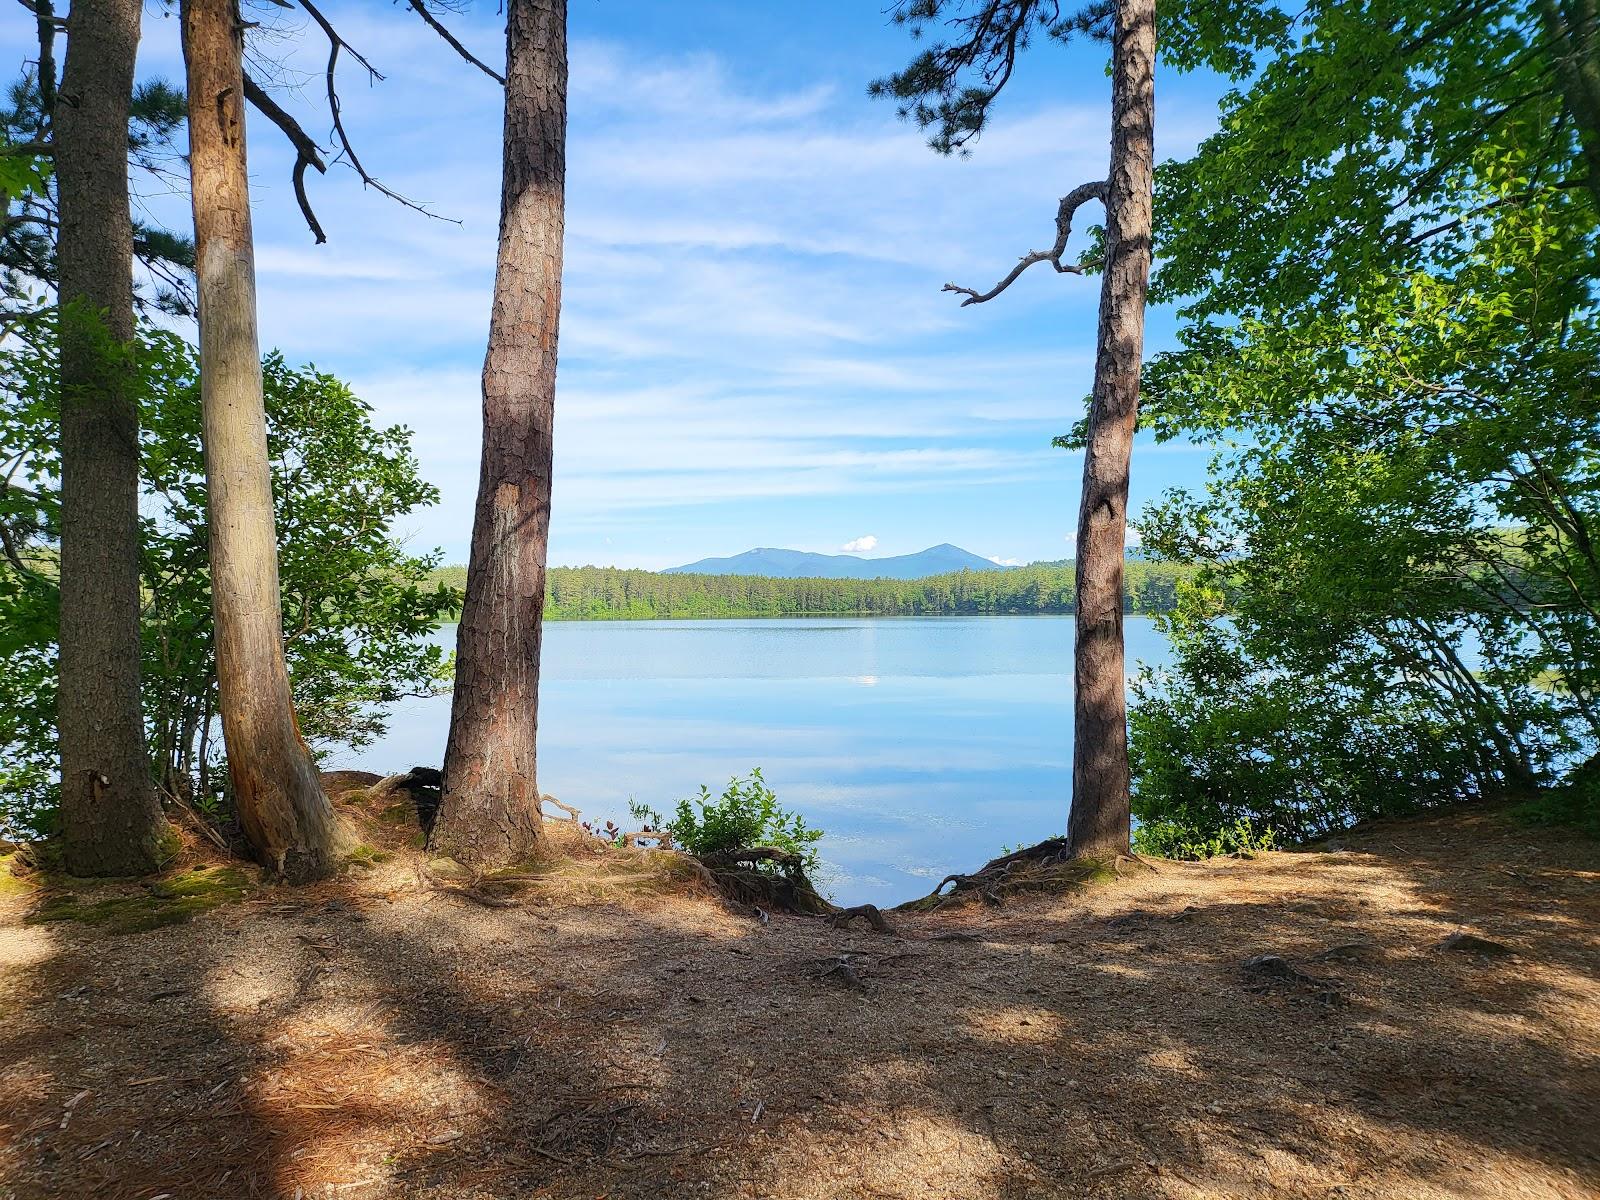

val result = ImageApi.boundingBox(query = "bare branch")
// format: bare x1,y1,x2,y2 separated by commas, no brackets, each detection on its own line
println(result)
943,179,1106,305
242,72,328,244
406,0,504,85
14,0,65,29
295,0,459,225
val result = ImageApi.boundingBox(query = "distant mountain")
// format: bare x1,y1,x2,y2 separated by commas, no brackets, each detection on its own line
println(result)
664,543,1013,580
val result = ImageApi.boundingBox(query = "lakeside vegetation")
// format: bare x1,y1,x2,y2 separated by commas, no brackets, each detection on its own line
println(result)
426,560,1198,620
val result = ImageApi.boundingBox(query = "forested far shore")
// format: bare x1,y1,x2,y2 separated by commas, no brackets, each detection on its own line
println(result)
425,561,1198,620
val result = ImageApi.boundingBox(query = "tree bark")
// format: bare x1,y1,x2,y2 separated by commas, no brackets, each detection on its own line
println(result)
182,0,343,881
1538,0,1600,213
432,0,566,867
55,0,170,875
1067,0,1155,860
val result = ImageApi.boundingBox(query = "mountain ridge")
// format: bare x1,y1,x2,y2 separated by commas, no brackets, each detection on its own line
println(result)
663,543,1013,580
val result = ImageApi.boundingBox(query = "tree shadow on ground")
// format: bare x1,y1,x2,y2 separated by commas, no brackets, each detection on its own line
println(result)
1,807,1597,1199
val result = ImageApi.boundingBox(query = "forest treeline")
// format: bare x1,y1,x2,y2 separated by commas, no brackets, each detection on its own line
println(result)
426,561,1197,620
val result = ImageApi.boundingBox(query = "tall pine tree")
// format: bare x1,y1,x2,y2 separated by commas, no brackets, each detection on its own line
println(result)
431,0,568,867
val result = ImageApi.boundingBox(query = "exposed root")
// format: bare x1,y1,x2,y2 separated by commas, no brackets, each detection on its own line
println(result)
815,956,867,991
1240,953,1343,1006
696,848,835,918
896,837,1140,911
361,767,442,834
828,904,895,934
415,860,524,910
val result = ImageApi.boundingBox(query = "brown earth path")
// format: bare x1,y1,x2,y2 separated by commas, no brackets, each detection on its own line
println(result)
1,807,1596,1200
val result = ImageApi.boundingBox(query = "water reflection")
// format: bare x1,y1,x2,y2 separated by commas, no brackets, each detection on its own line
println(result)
335,616,1173,907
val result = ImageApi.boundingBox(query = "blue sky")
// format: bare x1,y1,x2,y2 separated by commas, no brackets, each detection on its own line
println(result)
10,1,1225,569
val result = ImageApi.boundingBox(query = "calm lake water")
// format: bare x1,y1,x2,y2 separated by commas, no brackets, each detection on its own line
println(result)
335,616,1174,907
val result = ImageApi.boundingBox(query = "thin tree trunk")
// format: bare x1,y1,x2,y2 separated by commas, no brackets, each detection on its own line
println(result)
182,0,343,880
432,0,566,867
56,0,170,875
1067,0,1156,859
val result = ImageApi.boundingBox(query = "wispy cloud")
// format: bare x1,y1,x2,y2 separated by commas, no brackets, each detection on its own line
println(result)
73,5,1223,568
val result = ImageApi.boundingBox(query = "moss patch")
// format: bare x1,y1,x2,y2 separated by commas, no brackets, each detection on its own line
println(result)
29,866,249,935
346,844,394,867
0,854,35,899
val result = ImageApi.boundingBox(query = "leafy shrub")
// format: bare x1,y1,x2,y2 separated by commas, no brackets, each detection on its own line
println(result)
0,321,458,837
1132,815,1277,860
631,769,822,873
1511,755,1600,838
1129,620,1477,853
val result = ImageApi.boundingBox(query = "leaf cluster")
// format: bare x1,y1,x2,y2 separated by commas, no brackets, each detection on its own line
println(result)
631,769,823,873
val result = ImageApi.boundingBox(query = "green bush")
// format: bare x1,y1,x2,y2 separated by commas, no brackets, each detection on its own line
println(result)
1511,755,1600,838
1132,815,1277,860
632,768,822,873
1128,620,1475,853
0,321,458,836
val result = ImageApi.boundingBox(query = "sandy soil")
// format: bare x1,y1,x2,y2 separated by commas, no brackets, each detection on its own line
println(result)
1,806,1596,1200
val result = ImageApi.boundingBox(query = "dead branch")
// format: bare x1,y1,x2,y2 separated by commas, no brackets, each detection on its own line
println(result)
699,846,804,870
164,789,231,853
242,72,327,243
540,794,582,822
944,179,1106,305
295,0,458,224
406,0,504,84
620,830,674,849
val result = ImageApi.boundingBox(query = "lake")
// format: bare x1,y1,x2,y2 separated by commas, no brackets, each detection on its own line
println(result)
335,616,1174,907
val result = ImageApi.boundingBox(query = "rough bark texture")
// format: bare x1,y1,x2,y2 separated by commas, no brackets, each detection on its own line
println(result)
182,0,343,881
56,0,170,875
432,0,566,867
1539,0,1600,212
1067,0,1156,860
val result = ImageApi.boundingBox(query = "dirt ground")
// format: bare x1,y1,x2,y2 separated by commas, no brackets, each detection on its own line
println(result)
1,804,1597,1200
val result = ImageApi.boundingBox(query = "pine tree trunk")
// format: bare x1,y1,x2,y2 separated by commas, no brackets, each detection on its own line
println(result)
181,0,343,881
432,0,567,867
1067,0,1155,860
55,0,170,875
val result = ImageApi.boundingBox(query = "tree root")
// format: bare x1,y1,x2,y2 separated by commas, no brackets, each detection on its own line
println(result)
896,836,1141,911
698,850,835,917
815,957,867,991
681,849,900,933
828,904,894,934
416,860,524,909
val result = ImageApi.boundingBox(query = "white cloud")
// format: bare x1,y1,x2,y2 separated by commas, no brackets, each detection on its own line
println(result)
842,535,879,553
74,9,1225,567
988,555,1023,566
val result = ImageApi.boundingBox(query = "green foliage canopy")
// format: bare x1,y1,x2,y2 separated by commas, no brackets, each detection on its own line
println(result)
0,321,459,835
1125,0,1600,848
